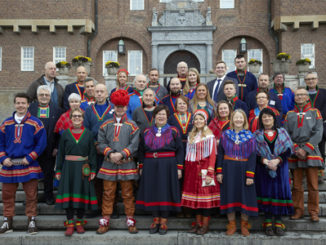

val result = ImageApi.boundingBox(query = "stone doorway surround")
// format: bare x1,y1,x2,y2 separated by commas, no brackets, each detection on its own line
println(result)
148,0,216,82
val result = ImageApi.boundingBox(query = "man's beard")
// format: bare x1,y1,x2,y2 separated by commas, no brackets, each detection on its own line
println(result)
171,90,181,96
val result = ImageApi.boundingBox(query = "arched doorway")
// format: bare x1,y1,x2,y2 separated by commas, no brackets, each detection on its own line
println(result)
164,51,200,74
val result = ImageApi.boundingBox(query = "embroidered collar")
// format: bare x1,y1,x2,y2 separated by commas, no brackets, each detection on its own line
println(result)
113,113,128,123
153,123,170,134
225,129,254,143
230,95,239,105
13,111,31,124
294,102,312,113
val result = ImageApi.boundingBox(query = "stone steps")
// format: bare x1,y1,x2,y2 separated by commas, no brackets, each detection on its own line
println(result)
6,215,326,232
1,231,326,245
2,201,326,217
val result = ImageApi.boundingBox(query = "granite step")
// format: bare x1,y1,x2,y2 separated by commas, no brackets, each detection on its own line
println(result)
1,231,326,245
5,215,326,232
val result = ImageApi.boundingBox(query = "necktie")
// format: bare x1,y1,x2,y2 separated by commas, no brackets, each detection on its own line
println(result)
213,79,222,102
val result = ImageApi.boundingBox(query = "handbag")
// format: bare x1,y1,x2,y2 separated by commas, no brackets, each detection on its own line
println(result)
201,169,216,187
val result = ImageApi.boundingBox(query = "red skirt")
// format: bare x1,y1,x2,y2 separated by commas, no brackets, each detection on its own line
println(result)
181,159,220,209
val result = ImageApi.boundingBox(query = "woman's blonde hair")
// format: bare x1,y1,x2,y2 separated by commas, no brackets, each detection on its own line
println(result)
190,83,216,113
116,70,128,88
229,109,249,130
188,113,213,143
183,68,200,96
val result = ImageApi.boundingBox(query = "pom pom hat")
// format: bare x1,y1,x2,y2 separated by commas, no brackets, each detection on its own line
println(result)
111,90,130,106
117,68,129,76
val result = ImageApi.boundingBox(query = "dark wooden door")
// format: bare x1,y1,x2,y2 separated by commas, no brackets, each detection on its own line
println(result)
164,51,200,74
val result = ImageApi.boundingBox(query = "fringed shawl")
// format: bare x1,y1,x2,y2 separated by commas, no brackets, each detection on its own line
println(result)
221,129,256,159
185,134,216,162
254,128,294,160
144,124,174,150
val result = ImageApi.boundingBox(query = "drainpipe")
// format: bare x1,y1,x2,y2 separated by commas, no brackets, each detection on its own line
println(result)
87,0,98,57
268,0,279,55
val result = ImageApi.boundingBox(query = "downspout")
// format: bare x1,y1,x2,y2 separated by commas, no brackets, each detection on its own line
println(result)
87,0,98,57
268,0,279,55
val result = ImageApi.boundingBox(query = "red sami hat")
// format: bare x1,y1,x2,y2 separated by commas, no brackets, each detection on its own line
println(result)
117,68,129,76
111,90,130,106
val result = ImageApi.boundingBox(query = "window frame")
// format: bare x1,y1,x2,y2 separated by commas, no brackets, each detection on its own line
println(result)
301,43,315,69
220,0,235,9
222,49,237,73
21,46,34,72
247,48,263,73
53,46,67,65
103,50,118,76
128,50,143,76
130,0,144,10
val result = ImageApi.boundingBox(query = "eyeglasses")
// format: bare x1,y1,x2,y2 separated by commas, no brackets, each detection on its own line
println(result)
295,93,308,97
257,96,268,99
305,78,317,81
39,93,50,97
72,115,83,118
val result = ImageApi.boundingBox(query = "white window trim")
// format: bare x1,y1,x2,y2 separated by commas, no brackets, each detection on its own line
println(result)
130,0,144,10
220,0,235,9
103,50,118,76
128,50,143,76
222,49,237,73
247,49,263,73
53,46,67,65
301,43,315,69
0,47,2,71
21,46,34,71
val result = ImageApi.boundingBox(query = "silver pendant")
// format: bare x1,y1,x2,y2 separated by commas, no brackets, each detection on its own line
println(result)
156,127,162,137
267,131,274,137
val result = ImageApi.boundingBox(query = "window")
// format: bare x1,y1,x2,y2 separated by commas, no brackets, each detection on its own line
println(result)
130,0,144,10
0,47,2,71
160,0,203,2
103,50,118,76
53,47,66,64
21,47,34,71
248,49,263,73
222,49,237,73
301,43,315,68
128,50,142,76
220,0,234,9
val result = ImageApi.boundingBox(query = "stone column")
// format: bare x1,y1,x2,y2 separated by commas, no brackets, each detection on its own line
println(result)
152,44,158,69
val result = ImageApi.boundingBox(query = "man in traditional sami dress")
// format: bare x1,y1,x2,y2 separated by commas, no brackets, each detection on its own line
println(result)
148,68,168,101
160,77,182,114
63,66,88,111
127,74,148,119
96,90,140,234
226,54,258,101
284,87,323,222
0,93,47,234
80,78,96,111
245,74,282,116
304,72,326,182
83,83,113,217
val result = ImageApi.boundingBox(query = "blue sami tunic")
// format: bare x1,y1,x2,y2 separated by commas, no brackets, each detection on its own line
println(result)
0,112,46,183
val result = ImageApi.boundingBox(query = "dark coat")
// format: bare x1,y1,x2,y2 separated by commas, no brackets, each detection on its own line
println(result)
207,76,239,103
26,75,64,109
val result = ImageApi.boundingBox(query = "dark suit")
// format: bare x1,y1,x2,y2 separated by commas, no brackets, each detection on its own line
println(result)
207,76,239,103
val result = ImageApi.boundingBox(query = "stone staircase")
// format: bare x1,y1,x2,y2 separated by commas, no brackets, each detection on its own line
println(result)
1,179,326,245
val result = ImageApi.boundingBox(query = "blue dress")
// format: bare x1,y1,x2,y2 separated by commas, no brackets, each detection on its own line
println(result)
254,128,294,216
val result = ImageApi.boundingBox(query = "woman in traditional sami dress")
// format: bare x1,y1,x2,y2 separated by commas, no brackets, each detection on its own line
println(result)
189,83,216,124
217,109,257,237
254,108,294,236
181,109,220,235
248,90,281,132
183,68,200,100
136,105,184,235
109,69,134,98
168,95,193,151
208,100,232,147
55,108,98,236
54,93,82,135
132,88,156,133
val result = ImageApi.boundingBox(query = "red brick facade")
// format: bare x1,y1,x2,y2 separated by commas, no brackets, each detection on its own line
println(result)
0,0,325,87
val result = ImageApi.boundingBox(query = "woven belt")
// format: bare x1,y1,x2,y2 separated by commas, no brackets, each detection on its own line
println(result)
224,155,248,161
65,155,88,161
145,152,175,159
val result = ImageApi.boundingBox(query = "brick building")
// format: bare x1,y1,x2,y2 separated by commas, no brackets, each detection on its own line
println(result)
0,0,325,94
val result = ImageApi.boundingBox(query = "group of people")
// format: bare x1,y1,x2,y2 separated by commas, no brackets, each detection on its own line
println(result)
0,55,324,238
